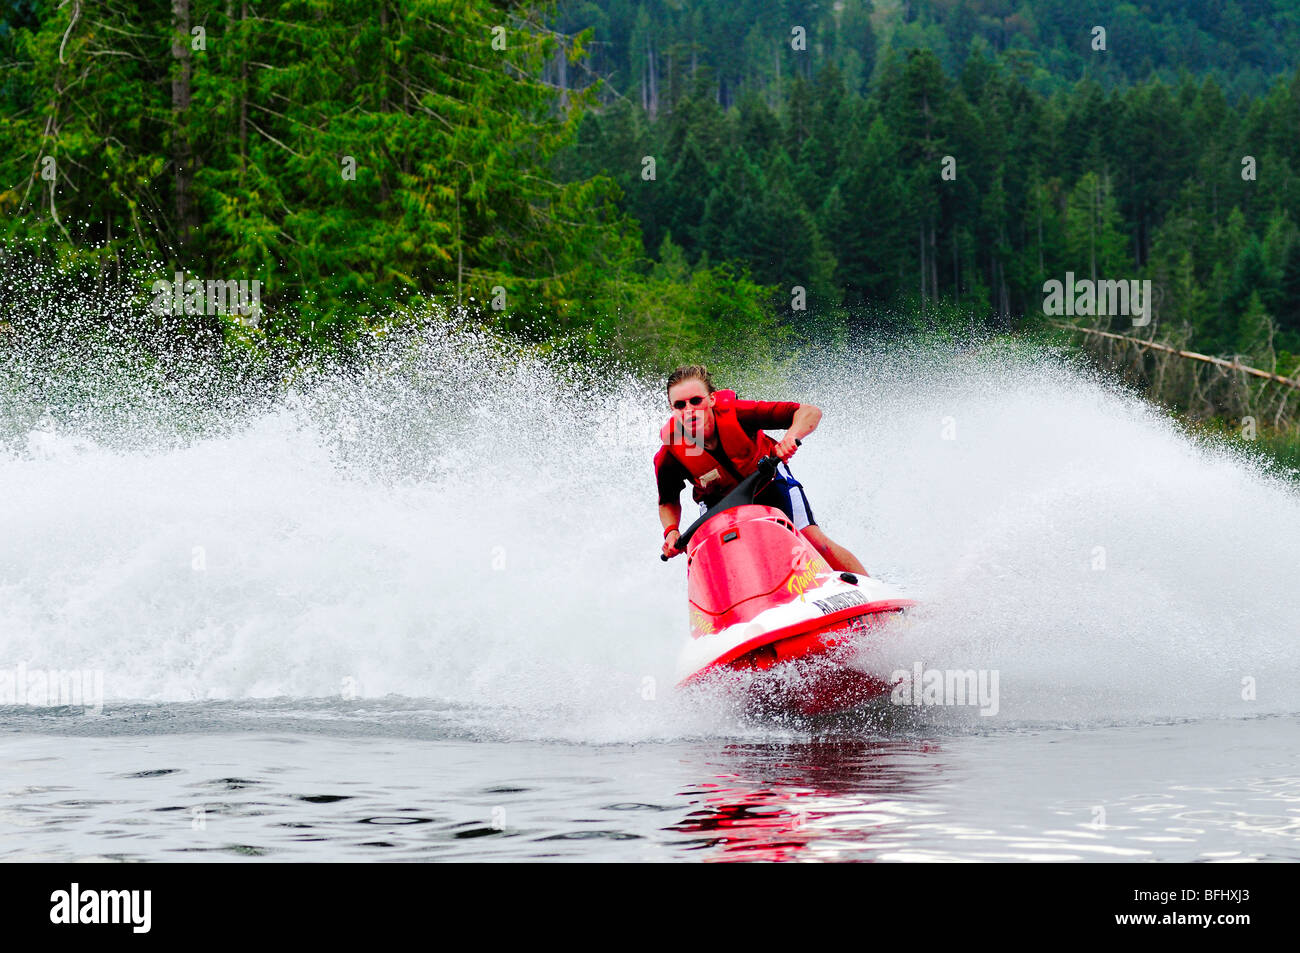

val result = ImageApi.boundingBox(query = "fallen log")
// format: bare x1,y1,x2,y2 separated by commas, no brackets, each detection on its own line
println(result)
1050,322,1300,391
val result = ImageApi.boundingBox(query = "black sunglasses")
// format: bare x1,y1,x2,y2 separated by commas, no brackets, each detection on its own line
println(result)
672,395,707,410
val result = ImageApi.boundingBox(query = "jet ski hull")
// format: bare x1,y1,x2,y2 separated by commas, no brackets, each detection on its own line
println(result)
674,504,915,717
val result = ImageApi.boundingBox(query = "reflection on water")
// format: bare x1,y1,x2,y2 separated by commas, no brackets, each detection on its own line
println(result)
667,739,949,862
2,715,1298,862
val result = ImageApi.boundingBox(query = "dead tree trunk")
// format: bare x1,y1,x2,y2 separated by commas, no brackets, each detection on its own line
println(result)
171,0,194,247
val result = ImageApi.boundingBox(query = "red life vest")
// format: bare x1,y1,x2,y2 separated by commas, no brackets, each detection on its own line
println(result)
660,389,777,501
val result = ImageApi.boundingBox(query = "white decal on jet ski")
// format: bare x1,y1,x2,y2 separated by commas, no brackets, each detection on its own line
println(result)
812,590,870,615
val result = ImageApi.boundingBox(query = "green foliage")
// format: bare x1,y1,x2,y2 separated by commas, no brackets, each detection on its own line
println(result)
598,231,784,368
559,8,1300,360
0,0,650,355
6,0,1300,388
870,0,1300,100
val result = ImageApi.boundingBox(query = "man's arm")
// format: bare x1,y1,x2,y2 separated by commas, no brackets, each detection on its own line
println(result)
772,404,821,460
655,446,688,557
660,501,684,557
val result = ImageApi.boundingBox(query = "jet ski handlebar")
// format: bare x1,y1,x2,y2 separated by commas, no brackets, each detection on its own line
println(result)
660,439,799,561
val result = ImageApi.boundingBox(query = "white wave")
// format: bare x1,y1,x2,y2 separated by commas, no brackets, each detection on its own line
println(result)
3,319,1299,737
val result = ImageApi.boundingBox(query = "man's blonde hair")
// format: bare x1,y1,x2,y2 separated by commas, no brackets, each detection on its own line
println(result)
666,364,714,396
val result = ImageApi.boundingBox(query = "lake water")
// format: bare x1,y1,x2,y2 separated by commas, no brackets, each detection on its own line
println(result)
3,705,1297,862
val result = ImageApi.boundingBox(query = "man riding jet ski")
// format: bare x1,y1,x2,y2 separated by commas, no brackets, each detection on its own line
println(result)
654,365,913,716
655,364,864,572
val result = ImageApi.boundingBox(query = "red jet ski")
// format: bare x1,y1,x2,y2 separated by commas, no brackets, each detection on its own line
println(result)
664,452,916,716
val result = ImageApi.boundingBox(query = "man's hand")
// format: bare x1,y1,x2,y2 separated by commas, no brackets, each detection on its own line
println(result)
662,529,683,558
772,434,801,461
777,406,820,460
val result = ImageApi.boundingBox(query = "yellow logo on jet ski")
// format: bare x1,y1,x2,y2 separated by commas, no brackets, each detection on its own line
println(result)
690,606,716,636
786,556,829,599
